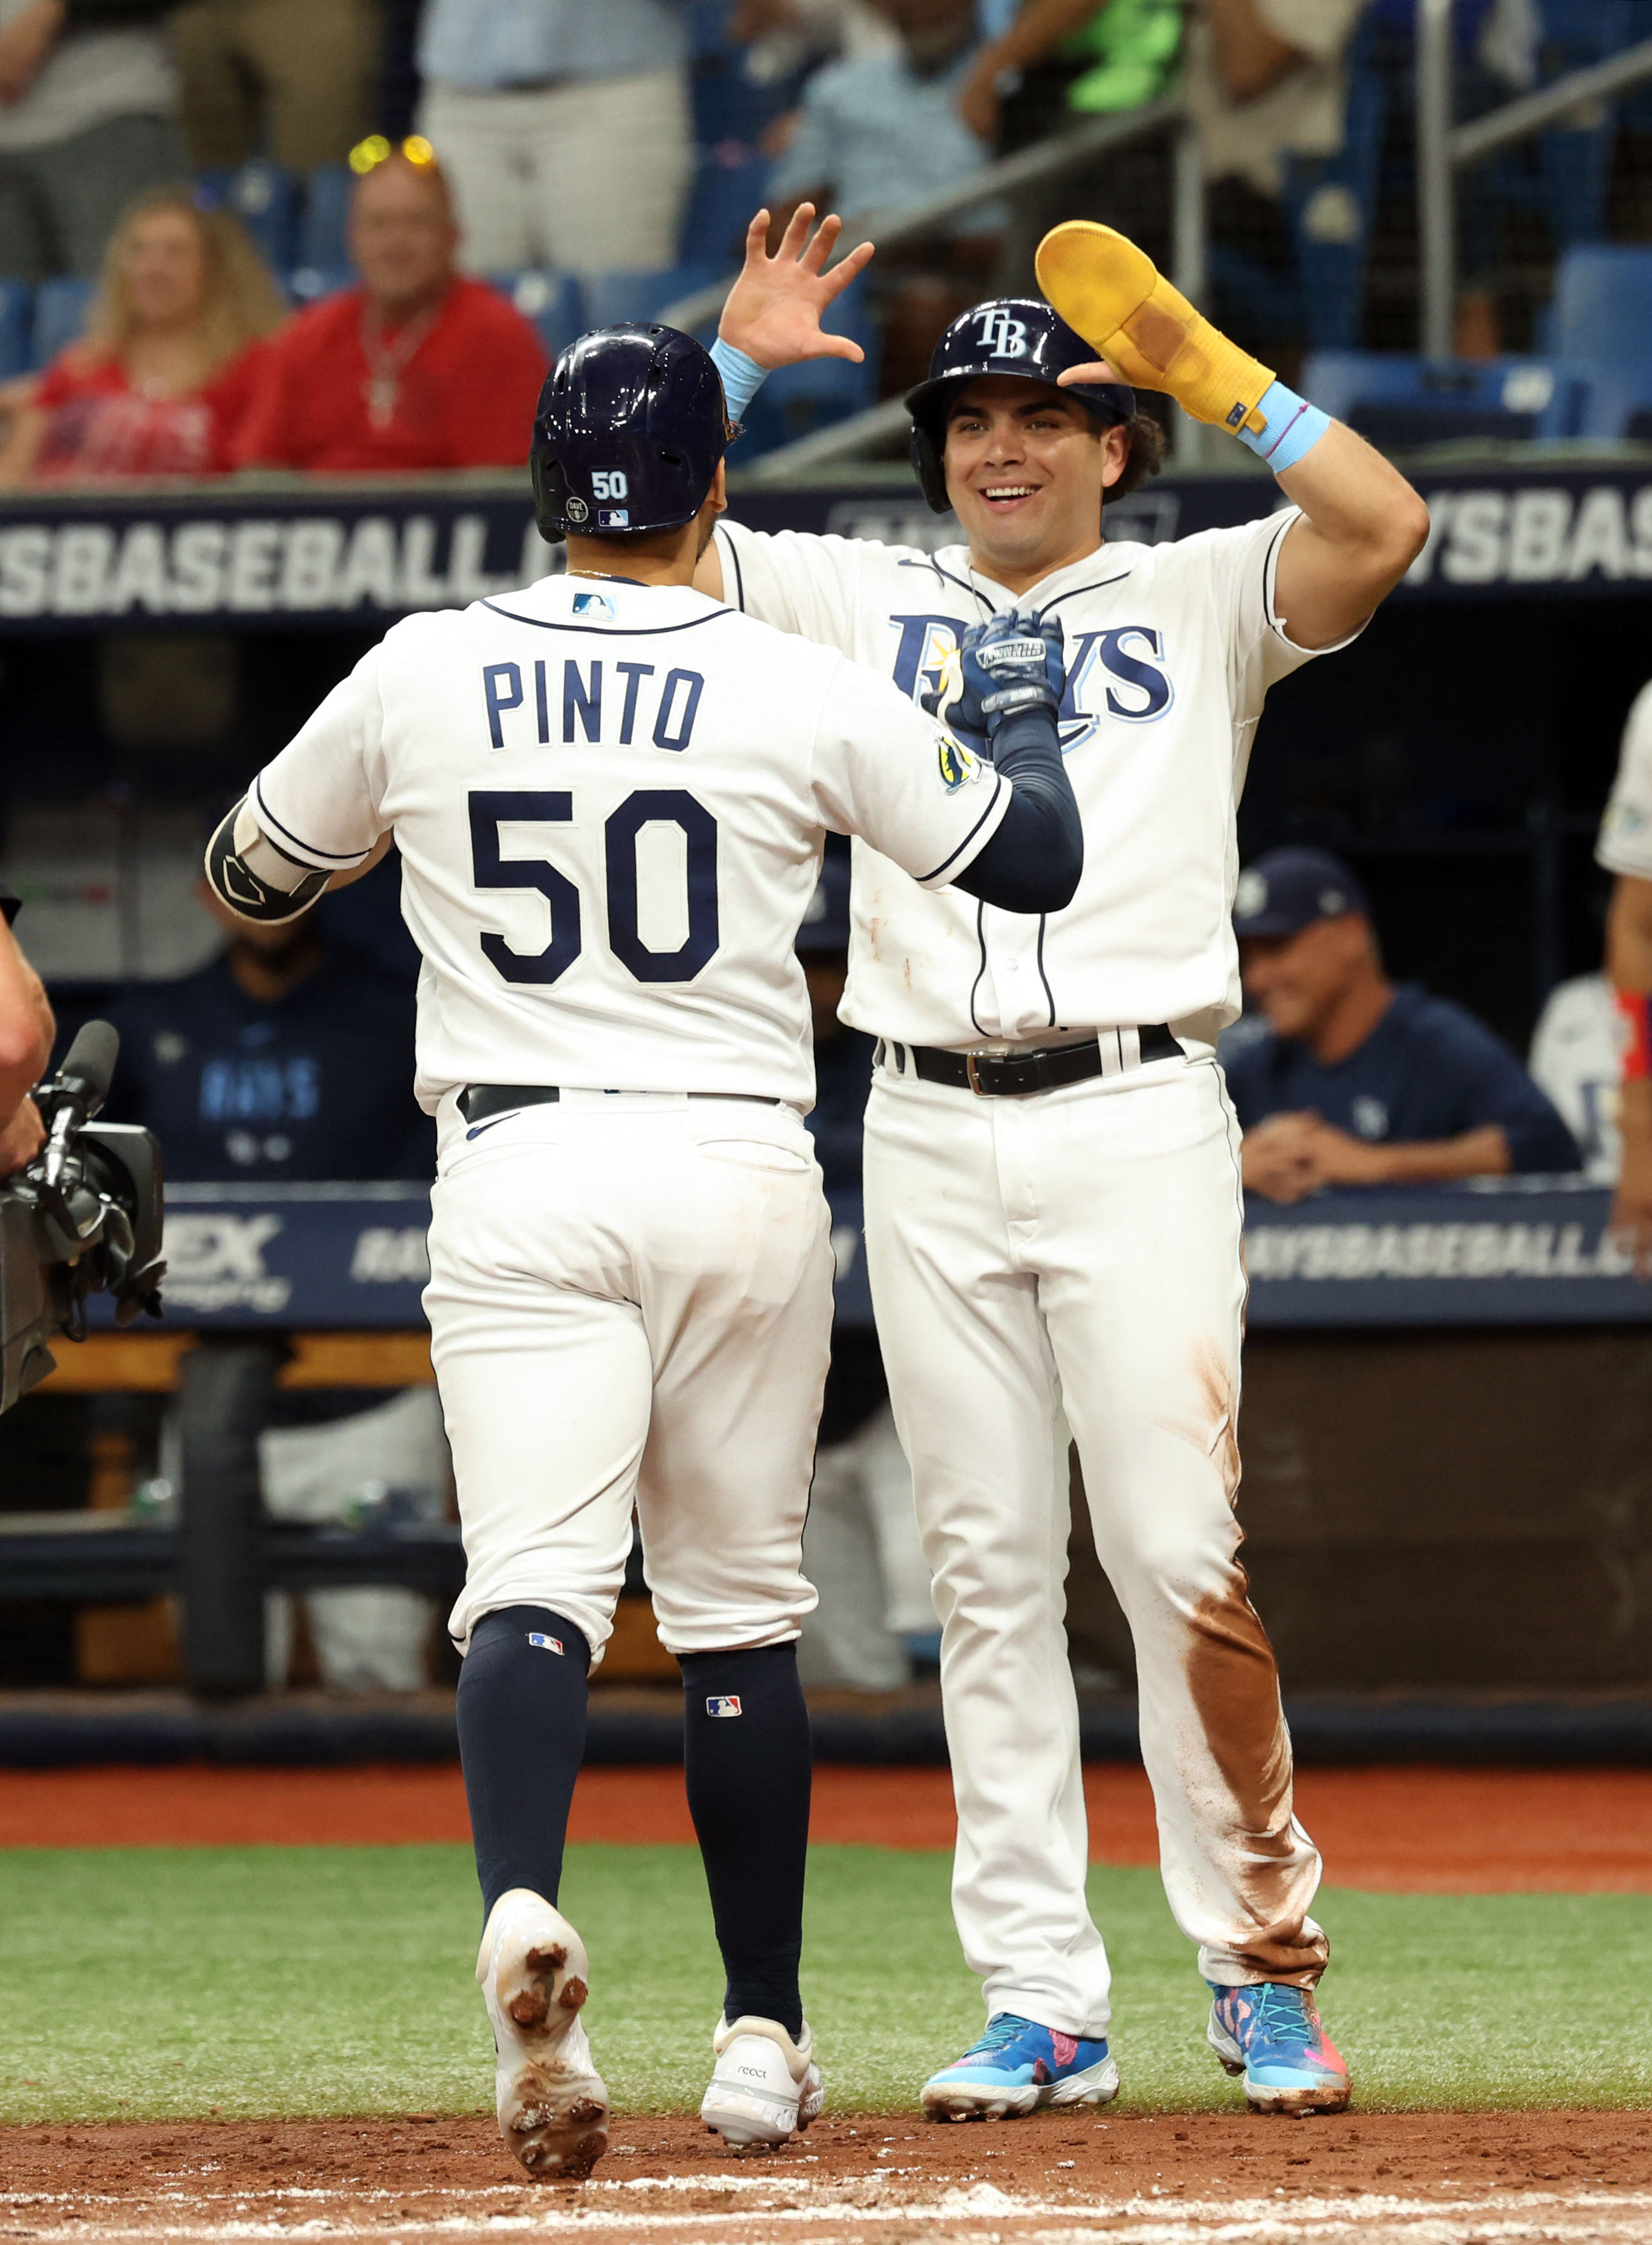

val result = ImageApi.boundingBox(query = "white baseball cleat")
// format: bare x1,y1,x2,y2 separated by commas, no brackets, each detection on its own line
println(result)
700,2014,825,2151
476,1888,610,2179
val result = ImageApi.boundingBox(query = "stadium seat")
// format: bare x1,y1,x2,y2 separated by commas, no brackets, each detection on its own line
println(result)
1302,351,1591,444
0,279,30,379
583,262,722,333
1547,245,1652,434
1478,0,1626,260
29,276,94,370
688,0,791,148
198,160,299,271
680,144,771,270
484,271,584,358
297,165,353,274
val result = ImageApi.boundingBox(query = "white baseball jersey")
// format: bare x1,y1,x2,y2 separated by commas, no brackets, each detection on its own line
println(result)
1596,678,1652,882
248,573,1008,1113
1528,972,1619,1184
716,511,1350,1048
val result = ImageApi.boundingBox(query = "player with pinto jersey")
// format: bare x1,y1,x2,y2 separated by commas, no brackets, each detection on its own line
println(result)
697,209,1429,2117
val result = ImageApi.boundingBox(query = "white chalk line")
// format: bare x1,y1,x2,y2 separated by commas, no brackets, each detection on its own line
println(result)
5,2185,1652,2241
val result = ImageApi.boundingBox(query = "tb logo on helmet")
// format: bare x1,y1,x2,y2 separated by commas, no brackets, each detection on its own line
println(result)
973,307,1029,360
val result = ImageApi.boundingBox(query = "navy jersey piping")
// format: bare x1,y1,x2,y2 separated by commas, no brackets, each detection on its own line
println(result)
717,525,747,612
917,770,1006,885
479,602,737,637
1259,512,1296,633
969,898,988,1035
251,776,369,866
1039,569,1134,611
1035,914,1055,1027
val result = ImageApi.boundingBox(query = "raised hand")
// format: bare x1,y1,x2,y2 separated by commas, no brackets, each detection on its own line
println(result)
717,204,875,372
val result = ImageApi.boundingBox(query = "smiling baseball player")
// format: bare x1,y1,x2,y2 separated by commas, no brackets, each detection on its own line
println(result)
203,321,1083,2179
698,210,1429,2118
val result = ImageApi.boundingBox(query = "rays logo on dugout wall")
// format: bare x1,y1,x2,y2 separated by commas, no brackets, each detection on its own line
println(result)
889,613,1173,752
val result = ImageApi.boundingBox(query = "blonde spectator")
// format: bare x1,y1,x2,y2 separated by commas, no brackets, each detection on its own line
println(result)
0,183,284,483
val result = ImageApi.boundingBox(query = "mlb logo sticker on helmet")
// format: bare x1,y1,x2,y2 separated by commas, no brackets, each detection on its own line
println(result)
597,509,631,528
527,1632,564,1654
706,1695,743,1717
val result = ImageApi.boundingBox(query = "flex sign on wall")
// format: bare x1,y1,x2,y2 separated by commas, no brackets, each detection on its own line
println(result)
1404,475,1652,596
0,494,555,631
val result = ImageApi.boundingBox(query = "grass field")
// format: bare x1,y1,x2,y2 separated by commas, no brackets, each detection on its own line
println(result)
4,1841,1651,2125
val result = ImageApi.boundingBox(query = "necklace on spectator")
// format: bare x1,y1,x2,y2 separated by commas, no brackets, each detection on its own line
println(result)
360,300,441,429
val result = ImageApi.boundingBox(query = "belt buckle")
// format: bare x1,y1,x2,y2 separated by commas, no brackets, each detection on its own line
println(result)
965,1051,990,1096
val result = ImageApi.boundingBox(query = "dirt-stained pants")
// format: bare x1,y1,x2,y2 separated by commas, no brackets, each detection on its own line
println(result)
862,1044,1327,2042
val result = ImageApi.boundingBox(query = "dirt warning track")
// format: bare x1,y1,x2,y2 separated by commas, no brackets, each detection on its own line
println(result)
6,2112,1652,2244
6,1764,1652,1890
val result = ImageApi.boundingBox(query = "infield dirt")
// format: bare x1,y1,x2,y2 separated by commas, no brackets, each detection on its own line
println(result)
7,2110,1652,2243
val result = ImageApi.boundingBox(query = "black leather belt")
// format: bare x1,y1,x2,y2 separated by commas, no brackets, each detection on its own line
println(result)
459,1084,778,1124
875,1025,1182,1098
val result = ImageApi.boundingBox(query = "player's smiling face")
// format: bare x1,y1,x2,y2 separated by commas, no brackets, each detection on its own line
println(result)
943,377,1129,587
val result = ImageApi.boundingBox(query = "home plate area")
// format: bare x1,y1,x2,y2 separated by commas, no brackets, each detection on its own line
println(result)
8,2112,1652,2245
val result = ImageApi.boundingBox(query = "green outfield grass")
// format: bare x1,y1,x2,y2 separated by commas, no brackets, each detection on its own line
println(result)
1,1843,1648,2123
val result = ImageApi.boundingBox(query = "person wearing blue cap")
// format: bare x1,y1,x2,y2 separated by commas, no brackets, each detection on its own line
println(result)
1227,846,1580,1201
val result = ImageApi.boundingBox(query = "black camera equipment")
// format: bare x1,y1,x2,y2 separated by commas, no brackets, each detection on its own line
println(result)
0,1020,165,1411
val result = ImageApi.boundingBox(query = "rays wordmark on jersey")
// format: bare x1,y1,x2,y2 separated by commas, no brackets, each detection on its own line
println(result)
887,613,1173,750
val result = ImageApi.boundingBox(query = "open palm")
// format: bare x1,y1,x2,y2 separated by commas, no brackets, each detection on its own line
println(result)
719,204,876,370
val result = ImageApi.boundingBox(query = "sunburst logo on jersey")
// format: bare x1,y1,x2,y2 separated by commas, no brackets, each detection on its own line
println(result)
936,730,981,792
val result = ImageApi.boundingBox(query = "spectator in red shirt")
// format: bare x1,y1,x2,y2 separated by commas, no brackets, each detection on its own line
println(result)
0,185,285,484
233,143,547,474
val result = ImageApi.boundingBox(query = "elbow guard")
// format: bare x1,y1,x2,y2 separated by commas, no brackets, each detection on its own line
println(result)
205,796,331,924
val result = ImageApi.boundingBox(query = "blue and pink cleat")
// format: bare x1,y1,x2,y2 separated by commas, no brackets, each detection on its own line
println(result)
1207,1982,1350,2115
921,2014,1120,2121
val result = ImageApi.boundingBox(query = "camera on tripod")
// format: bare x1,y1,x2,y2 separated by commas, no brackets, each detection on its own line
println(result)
0,1021,166,1413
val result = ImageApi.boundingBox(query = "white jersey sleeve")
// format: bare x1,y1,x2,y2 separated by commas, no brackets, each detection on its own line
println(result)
1596,680,1652,880
810,657,1010,888
250,637,403,869
1183,505,1365,728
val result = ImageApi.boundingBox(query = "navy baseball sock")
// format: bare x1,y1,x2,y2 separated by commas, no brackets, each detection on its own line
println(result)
456,1605,589,1920
679,1642,811,2041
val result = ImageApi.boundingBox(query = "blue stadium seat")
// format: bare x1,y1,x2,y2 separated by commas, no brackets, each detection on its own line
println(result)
680,144,770,269
0,279,30,379
484,270,584,358
1548,245,1652,434
198,160,299,271
688,0,791,148
285,265,353,307
298,164,353,274
1478,0,1626,257
583,262,722,332
29,276,94,370
1302,350,1591,443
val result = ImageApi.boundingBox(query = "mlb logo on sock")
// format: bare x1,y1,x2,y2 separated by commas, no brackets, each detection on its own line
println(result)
527,1632,564,1654
706,1695,743,1717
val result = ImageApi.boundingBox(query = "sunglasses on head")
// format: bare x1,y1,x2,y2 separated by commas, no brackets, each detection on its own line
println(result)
349,134,438,175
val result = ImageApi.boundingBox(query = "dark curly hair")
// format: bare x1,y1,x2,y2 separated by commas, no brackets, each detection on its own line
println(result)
1107,410,1167,503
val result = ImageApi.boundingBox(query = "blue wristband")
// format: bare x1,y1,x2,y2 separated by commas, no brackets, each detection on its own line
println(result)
1234,379,1330,474
709,338,768,429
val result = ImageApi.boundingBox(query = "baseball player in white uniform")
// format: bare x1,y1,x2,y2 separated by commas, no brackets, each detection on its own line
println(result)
698,209,1429,2116
203,321,1085,2178
1595,679,1652,1261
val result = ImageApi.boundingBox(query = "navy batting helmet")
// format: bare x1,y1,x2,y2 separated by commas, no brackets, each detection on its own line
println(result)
904,298,1137,514
530,324,730,544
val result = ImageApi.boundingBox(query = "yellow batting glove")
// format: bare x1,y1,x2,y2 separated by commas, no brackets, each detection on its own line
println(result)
1036,220,1276,436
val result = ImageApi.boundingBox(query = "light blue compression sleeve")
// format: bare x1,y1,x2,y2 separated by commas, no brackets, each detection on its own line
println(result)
709,338,769,426
1234,380,1331,474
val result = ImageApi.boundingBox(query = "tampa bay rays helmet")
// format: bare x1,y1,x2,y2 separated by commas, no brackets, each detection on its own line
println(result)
904,298,1137,514
530,324,731,543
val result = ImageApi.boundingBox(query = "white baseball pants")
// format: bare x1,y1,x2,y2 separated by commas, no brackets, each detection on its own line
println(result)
862,1048,1326,2040
425,1093,833,1662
